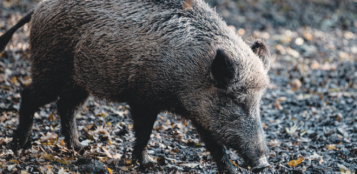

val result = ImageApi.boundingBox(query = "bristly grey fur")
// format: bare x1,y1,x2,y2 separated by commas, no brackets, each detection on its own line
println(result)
1,0,271,173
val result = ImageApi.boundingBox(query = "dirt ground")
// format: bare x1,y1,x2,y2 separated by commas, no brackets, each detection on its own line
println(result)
0,0,356,173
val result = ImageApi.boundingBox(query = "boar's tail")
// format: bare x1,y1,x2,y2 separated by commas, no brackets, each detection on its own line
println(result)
0,9,34,52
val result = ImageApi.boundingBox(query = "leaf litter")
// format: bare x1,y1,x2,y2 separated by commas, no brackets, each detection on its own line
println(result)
1,0,357,173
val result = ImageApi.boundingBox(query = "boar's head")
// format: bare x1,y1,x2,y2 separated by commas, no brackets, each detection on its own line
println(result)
181,40,271,172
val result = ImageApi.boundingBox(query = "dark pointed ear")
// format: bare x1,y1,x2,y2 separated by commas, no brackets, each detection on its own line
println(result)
211,49,236,88
251,40,271,71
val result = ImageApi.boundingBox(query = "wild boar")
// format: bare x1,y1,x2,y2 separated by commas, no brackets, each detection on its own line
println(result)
0,0,271,173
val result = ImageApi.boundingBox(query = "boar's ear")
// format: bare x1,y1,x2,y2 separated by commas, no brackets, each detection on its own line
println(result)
251,40,271,71
211,49,236,88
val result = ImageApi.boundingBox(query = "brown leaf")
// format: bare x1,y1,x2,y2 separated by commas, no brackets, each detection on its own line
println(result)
9,159,19,164
267,139,281,147
291,79,302,91
237,28,245,36
10,77,17,84
274,99,283,110
310,60,320,69
102,147,113,158
261,123,267,129
230,159,237,166
303,31,314,41
40,132,58,142
107,168,113,174
56,159,70,165
287,157,304,167
58,167,68,174
60,140,65,146
337,164,351,174
47,114,55,122
326,144,337,150
21,170,29,174
41,154,55,162
0,114,6,122
2,0,12,8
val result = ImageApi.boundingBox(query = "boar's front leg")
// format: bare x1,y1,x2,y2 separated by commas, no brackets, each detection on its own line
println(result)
56,85,89,151
130,104,159,166
196,125,237,174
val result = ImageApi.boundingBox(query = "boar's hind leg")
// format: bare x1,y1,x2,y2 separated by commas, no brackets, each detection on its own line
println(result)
56,85,89,151
12,83,60,153
196,125,237,174
130,104,159,166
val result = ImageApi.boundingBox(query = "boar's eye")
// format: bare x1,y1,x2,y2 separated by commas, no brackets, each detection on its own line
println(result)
210,49,236,88
251,39,271,71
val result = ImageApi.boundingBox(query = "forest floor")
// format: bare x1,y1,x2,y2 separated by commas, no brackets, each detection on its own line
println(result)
0,0,356,173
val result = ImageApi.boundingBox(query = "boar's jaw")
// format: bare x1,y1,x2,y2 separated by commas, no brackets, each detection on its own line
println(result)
251,156,270,173
224,118,269,172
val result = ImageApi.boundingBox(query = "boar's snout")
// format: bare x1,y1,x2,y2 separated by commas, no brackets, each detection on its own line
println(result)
251,156,270,173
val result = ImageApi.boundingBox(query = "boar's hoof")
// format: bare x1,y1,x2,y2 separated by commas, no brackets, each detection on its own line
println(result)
251,161,270,173
11,133,32,155
217,158,238,174
218,163,238,174
73,144,90,155
132,150,152,167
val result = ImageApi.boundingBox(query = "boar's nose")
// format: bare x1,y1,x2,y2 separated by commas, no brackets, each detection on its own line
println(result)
251,156,270,173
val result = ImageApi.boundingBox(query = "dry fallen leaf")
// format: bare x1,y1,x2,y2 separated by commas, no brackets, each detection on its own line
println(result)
9,159,19,164
47,165,54,174
107,167,113,174
56,159,70,165
291,79,302,91
48,114,55,122
124,158,132,165
303,31,314,41
10,77,17,84
7,165,16,172
274,99,283,110
112,153,122,159
267,139,281,147
230,159,237,166
326,144,337,150
2,0,12,8
261,123,267,129
58,167,68,174
310,60,320,69
21,170,29,174
180,163,199,168
285,123,299,135
237,28,245,36
60,140,64,146
287,157,304,167
337,164,351,174
40,132,58,142
309,152,324,164
41,154,55,162
38,166,46,173
0,114,6,122
102,147,113,158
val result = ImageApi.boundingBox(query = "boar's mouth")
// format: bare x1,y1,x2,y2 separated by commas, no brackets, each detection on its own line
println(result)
251,156,270,173
222,121,270,173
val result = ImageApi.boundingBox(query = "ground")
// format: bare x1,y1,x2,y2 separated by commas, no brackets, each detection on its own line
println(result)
0,0,356,173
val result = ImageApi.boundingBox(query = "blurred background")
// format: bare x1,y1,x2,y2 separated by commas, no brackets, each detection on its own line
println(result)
0,0,356,173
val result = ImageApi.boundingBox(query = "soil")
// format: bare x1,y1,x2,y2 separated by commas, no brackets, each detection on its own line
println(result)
0,0,356,173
